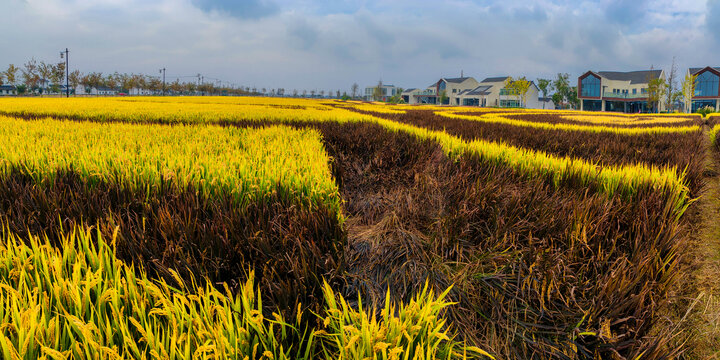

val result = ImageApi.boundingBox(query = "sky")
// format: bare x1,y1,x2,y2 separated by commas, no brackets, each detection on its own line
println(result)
1,0,717,93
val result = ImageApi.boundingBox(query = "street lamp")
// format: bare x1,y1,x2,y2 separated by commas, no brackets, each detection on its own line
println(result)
60,48,69,98
159,68,166,96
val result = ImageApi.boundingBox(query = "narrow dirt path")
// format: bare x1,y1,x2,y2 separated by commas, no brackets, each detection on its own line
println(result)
681,125,720,359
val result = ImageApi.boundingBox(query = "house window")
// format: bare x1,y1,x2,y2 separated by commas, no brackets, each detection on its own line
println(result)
695,71,720,97
641,88,647,94
580,75,600,97
499,88,517,96
499,99,520,108
452,89,457,93
632,89,637,95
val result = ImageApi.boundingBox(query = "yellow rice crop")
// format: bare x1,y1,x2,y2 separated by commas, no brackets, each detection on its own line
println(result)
0,226,486,359
0,116,341,216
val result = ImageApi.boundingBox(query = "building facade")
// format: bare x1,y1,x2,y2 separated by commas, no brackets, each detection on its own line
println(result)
688,67,720,112
0,85,16,95
578,70,664,112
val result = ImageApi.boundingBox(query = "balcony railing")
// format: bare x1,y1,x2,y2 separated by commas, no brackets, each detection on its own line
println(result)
602,92,646,99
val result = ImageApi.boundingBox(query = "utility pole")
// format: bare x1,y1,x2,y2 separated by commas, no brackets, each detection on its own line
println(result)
60,48,69,97
159,68,166,96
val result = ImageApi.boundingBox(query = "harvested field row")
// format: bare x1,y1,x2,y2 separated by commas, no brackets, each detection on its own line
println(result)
315,121,692,358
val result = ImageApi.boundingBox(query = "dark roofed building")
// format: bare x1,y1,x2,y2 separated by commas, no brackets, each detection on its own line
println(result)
686,66,720,112
577,69,665,112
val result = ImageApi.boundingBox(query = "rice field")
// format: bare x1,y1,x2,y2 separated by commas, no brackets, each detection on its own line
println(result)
0,96,712,359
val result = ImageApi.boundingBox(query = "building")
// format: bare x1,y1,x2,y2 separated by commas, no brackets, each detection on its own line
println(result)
364,84,399,101
577,70,664,112
457,76,543,109
406,77,479,105
687,66,720,112
0,85,16,95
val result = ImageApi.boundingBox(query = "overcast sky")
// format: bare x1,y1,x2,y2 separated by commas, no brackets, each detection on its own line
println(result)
2,0,717,92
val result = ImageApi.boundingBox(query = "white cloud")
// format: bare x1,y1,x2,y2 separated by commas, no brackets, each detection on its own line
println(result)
0,0,716,91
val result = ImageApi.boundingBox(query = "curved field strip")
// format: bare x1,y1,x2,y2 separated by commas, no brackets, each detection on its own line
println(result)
0,117,341,216
437,111,700,134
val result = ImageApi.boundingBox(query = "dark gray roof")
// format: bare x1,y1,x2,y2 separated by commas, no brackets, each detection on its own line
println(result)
689,67,720,75
444,77,472,83
596,70,662,84
0,85,14,90
539,97,554,102
481,76,510,83
403,88,417,92
466,85,493,96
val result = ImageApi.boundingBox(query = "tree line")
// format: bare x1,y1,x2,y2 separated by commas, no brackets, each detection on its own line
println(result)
0,58,349,98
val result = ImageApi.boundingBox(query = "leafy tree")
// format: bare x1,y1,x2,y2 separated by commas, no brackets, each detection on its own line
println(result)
439,90,448,105
4,64,18,88
551,73,573,109
647,76,667,113
537,78,553,109
68,70,81,95
38,61,53,91
568,86,580,109
15,84,27,95
681,72,697,114
388,88,404,104
513,77,532,107
49,62,65,94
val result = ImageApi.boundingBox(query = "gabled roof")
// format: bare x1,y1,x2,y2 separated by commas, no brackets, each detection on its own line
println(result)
402,88,417,94
481,76,510,83
444,77,472,84
596,70,662,84
689,67,720,75
466,85,493,96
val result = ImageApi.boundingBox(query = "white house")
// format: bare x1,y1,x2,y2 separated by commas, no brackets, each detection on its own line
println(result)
457,76,543,109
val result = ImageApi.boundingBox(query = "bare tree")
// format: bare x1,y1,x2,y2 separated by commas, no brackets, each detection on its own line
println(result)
372,79,383,101
22,58,40,93
351,83,359,99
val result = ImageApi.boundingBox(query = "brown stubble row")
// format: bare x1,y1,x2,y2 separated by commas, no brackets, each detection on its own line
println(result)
315,121,690,358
